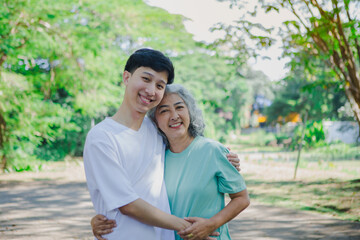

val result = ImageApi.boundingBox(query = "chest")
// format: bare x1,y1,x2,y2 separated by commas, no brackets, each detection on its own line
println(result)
113,130,164,182
164,151,218,200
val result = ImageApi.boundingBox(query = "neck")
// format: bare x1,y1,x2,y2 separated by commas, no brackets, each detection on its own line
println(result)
111,103,146,131
168,134,194,153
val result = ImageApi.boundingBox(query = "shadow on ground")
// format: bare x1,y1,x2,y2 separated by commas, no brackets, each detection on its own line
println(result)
0,180,94,239
229,203,360,240
1,179,359,239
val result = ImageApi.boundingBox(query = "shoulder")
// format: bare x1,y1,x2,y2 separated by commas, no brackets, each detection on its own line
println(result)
85,119,117,145
195,136,229,154
143,116,158,131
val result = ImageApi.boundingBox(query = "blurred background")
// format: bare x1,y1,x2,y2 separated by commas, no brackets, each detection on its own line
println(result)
0,0,359,221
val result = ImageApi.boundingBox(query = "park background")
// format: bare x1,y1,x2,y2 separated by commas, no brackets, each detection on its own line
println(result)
1,0,359,227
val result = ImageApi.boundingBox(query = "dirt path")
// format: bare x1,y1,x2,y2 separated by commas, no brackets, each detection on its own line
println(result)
1,160,359,240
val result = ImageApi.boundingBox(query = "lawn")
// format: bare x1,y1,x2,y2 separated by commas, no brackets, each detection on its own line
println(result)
228,132,360,222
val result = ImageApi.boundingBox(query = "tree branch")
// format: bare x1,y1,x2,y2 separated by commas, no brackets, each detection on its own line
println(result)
344,0,360,65
300,0,315,19
286,0,311,31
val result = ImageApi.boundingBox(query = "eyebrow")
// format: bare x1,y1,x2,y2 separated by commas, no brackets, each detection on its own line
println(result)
157,101,184,110
143,71,167,85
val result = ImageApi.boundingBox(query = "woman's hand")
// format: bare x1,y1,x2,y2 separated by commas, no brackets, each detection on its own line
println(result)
91,214,116,240
178,217,219,240
226,148,241,171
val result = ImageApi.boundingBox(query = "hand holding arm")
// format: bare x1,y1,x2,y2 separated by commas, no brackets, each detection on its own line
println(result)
226,148,241,171
178,217,219,240
178,189,250,239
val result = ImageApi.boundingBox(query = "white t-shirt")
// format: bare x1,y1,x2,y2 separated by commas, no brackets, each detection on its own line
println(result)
83,117,174,240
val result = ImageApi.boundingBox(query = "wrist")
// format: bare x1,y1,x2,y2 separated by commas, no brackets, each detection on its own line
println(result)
175,218,191,231
208,217,220,231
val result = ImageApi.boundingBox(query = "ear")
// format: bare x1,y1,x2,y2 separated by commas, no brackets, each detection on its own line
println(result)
123,71,131,86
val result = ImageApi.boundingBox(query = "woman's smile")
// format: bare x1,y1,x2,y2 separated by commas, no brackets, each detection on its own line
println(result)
155,93,191,142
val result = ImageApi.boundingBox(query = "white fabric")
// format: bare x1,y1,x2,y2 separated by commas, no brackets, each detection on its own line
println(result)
83,117,174,240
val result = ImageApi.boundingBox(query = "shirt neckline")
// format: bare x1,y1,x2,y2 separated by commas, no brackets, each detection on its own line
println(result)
166,136,201,157
105,117,147,134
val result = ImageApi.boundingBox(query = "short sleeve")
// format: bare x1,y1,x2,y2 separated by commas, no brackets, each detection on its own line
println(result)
214,144,247,194
84,132,139,212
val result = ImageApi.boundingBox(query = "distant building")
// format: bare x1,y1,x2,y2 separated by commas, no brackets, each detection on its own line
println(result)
323,121,360,144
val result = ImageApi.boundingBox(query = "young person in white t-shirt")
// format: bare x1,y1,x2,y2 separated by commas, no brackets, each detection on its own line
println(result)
83,48,240,240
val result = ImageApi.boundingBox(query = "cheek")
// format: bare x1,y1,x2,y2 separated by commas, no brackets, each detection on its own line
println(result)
155,115,164,128
157,90,165,99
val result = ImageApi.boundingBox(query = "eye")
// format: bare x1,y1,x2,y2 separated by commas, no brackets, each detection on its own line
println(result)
142,77,150,82
157,84,165,90
176,105,184,110
159,109,169,114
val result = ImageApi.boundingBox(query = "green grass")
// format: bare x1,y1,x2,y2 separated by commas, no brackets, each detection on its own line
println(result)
226,130,360,222
244,176,360,221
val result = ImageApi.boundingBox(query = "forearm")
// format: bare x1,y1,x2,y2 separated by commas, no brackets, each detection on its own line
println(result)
119,198,190,231
209,189,250,230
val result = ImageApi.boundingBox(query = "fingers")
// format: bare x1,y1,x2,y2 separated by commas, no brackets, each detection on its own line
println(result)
184,217,198,223
178,225,194,236
100,220,117,228
227,151,241,171
91,215,116,240
97,228,113,235
209,231,220,236
94,233,107,240
227,152,239,161
229,159,240,166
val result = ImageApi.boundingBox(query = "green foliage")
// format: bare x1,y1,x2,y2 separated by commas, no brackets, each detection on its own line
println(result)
265,55,349,124
215,0,360,127
0,0,255,171
290,121,326,150
0,0,201,171
229,129,277,148
172,51,251,140
0,71,79,171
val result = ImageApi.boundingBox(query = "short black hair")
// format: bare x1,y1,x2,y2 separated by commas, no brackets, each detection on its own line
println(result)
124,48,175,84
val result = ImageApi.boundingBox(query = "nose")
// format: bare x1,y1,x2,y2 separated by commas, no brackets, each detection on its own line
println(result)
170,111,179,121
145,84,155,96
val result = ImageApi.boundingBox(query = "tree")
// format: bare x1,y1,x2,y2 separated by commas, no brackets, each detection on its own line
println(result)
216,0,360,131
173,50,250,141
0,0,253,171
266,54,349,123
0,0,197,171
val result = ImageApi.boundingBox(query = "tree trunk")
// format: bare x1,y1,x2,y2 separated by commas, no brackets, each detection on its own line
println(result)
294,111,308,179
344,85,360,138
0,111,7,172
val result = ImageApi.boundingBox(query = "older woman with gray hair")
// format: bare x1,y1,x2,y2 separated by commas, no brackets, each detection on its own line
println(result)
92,84,249,240
148,84,205,149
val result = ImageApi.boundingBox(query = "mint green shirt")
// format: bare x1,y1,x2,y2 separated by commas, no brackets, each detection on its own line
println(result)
164,136,246,240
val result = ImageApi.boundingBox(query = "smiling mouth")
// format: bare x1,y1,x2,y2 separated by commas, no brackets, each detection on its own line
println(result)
169,122,182,128
139,95,153,104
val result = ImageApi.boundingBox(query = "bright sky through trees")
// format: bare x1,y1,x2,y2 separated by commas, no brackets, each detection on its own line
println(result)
145,0,291,81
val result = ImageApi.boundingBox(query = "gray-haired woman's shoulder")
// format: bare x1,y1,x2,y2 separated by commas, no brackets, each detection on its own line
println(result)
197,136,229,152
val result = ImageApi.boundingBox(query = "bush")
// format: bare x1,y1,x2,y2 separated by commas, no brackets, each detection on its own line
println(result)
291,121,326,149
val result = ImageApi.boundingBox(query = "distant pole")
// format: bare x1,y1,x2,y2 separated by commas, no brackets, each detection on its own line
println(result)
294,112,308,179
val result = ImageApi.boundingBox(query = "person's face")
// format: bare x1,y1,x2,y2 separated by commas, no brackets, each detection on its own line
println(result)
123,67,168,114
155,93,191,141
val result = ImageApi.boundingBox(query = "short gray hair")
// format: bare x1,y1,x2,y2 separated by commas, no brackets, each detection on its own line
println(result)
148,84,205,148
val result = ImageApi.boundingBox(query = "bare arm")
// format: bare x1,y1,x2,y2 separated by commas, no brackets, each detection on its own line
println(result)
120,198,191,231
178,189,250,240
91,199,191,240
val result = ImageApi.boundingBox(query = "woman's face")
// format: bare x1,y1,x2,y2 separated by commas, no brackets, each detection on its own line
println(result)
155,93,191,141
